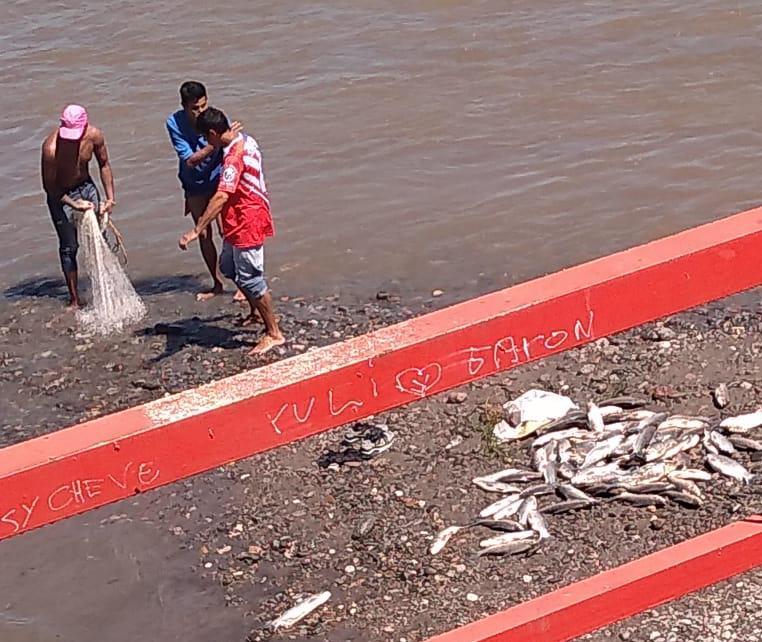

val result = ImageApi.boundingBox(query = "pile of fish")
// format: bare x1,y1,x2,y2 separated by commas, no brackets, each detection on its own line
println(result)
431,390,760,558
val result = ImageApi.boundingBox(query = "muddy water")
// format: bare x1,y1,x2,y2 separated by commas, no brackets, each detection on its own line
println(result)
2,2,762,300
2,1,762,640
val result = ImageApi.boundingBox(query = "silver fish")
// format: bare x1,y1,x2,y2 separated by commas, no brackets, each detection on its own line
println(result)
664,490,703,508
610,491,667,507
532,428,588,449
599,405,624,418
558,484,595,502
597,396,649,410
542,461,559,486
666,475,703,498
581,434,625,469
479,529,536,548
587,401,605,433
541,499,595,514
519,483,557,499
557,462,576,480
572,461,624,487
527,507,551,539
477,537,537,557
657,416,710,431
430,525,463,555
645,434,700,462
268,591,332,630
556,439,573,464
477,468,542,484
669,469,712,482
720,410,762,434
517,496,538,526
632,413,668,459
470,518,524,532
707,430,736,456
493,500,525,521
703,430,719,456
706,453,755,485
480,494,521,518
728,435,762,451
617,481,674,495
472,478,522,494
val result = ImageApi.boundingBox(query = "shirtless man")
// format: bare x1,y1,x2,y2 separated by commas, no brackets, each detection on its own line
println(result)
41,105,115,308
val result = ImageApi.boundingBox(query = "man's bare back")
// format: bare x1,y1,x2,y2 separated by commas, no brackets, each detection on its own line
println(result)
42,126,104,191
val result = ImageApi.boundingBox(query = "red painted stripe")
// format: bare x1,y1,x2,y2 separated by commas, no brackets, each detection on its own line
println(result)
424,515,762,642
1,208,762,541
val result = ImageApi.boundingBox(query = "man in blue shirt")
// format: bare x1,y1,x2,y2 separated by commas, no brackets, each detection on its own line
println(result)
166,81,243,301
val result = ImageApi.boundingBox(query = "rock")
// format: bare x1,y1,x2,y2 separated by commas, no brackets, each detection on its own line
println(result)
580,364,596,375
446,391,468,404
712,383,730,409
432,289,444,297
376,291,391,301
466,593,479,602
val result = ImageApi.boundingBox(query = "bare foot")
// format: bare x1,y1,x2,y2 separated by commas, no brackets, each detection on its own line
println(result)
196,285,224,302
248,333,286,356
233,289,246,303
237,314,263,327
65,300,80,311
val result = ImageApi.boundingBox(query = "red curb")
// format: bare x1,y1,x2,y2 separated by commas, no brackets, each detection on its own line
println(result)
424,515,762,642
2,207,762,541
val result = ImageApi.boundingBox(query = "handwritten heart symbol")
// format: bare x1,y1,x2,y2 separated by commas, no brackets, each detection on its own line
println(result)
395,363,443,398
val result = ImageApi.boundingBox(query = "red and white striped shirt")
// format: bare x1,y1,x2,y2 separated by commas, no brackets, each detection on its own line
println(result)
217,133,274,248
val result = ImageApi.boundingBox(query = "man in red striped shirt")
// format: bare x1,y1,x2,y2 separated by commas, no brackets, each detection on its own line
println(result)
179,107,285,356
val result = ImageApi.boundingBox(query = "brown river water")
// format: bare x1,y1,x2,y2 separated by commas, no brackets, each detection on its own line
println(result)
1,1,762,640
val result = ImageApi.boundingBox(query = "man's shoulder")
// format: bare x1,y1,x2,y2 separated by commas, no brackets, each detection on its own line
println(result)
166,109,186,130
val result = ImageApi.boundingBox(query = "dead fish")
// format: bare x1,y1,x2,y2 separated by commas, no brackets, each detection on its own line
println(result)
610,492,667,507
707,430,736,456
712,383,730,409
493,499,525,520
645,434,700,462
572,462,625,487
587,401,605,433
518,483,557,499
541,499,595,514
720,410,762,434
632,414,666,460
706,453,755,485
669,469,712,482
472,478,522,494
558,484,595,502
581,434,625,469
728,435,762,451
542,461,558,486
657,416,710,431
556,439,572,464
537,410,589,434
470,518,524,532
599,405,623,418
476,468,542,484
664,490,703,509
480,494,521,518
268,591,332,630
617,481,674,495
597,396,649,409
527,507,551,539
430,525,463,555
557,462,576,480
517,496,538,526
532,428,588,449
477,538,537,558
667,474,703,497
479,529,536,548
532,447,548,472
703,430,719,456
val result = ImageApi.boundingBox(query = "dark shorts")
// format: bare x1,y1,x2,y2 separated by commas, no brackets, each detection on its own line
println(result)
47,178,101,274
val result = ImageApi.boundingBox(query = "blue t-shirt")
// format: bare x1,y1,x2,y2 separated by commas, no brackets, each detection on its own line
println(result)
166,109,222,195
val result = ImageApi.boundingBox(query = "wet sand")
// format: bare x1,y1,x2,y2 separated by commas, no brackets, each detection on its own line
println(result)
1,287,760,641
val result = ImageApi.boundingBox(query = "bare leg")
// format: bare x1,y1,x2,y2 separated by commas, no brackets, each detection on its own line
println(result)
64,269,80,308
187,194,224,301
244,290,285,355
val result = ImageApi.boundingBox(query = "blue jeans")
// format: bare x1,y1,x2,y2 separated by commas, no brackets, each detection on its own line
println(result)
46,178,101,274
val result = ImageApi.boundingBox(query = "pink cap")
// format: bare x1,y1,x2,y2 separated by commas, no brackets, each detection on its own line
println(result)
59,105,88,140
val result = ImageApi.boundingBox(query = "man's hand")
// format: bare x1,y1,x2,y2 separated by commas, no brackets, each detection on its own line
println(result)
231,121,243,136
179,229,199,250
71,199,94,212
100,199,115,216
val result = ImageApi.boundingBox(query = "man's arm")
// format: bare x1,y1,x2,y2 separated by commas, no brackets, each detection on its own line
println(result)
166,116,218,168
93,128,116,214
178,191,229,249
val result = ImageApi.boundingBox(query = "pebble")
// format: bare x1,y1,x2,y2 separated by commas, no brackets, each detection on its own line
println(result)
432,289,444,297
446,391,469,404
345,565,356,574
522,575,533,583
466,593,479,602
